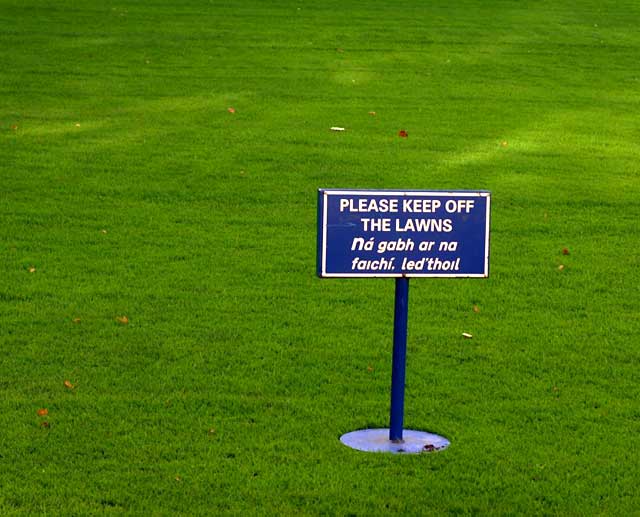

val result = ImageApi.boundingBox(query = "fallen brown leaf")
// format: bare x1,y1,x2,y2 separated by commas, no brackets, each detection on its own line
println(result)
64,380,74,389
28,266,36,273
398,130,408,138
227,107,236,114
40,421,50,428
472,305,480,314
37,408,48,416
72,317,81,324
116,315,129,325
368,111,376,116
562,247,570,255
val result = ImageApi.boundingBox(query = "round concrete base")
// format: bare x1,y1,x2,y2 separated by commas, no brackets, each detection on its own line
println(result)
340,429,450,454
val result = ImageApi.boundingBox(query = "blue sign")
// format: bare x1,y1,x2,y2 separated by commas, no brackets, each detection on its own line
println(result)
317,189,491,278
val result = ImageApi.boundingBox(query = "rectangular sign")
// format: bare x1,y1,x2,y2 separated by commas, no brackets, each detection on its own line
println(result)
317,189,491,278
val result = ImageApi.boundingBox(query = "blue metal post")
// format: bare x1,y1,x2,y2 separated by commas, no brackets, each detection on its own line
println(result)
389,277,409,442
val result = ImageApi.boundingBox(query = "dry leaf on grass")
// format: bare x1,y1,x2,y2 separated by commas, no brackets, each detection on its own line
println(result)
398,130,408,138
116,315,129,325
37,408,49,416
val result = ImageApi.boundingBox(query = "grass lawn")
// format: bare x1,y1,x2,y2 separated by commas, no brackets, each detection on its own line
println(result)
1,0,640,514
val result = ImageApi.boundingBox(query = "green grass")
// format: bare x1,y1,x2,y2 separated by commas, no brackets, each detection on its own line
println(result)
2,0,640,514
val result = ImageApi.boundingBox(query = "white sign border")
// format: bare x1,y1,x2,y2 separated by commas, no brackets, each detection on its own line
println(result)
319,189,491,278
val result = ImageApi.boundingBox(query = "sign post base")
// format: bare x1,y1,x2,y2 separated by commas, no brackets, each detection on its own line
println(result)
340,429,449,454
